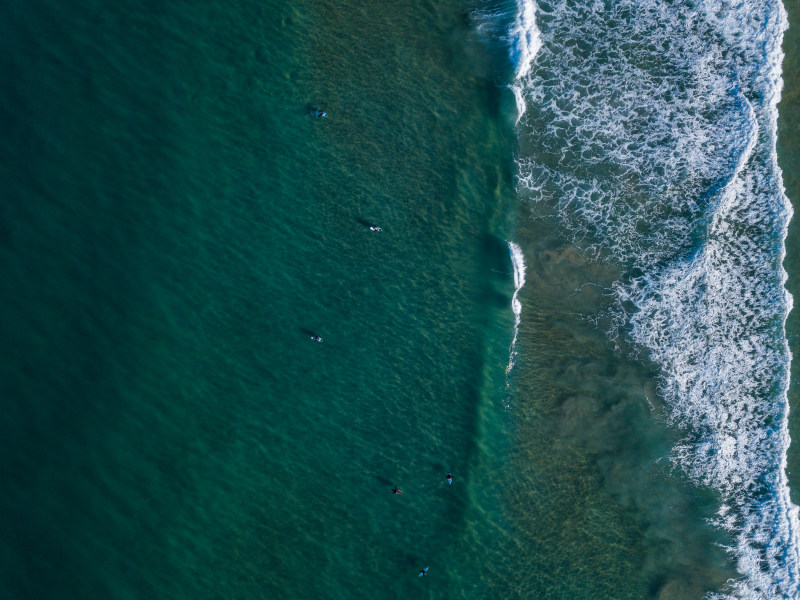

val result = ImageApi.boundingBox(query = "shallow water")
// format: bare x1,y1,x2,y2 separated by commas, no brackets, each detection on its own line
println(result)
781,0,800,507
506,0,800,596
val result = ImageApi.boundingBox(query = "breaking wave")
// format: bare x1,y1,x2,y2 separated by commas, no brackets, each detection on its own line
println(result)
505,0,800,597
506,240,526,378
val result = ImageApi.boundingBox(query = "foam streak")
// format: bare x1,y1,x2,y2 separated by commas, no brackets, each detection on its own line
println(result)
508,0,800,596
506,240,526,379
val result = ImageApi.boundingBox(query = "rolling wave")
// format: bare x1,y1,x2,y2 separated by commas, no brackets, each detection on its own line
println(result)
506,240,527,379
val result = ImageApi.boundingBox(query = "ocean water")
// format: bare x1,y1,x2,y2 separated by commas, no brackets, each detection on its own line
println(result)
2,0,800,599
502,0,800,597
0,1,518,598
782,0,800,510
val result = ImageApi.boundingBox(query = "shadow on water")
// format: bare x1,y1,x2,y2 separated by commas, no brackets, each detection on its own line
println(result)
304,103,326,116
374,475,393,487
355,217,377,228
478,233,514,307
480,233,511,272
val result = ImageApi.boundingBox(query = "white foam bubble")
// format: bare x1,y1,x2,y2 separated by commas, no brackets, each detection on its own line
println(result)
508,0,800,596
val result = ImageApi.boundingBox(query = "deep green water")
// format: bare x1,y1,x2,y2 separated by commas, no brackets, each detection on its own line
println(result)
2,1,799,599
0,1,516,598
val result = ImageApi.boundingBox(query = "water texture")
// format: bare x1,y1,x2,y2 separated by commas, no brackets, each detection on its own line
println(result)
3,0,800,598
0,1,516,598
507,0,800,596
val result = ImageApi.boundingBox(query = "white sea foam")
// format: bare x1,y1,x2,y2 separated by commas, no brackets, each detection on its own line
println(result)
510,83,527,124
506,241,527,378
507,0,541,122
508,0,540,80
508,0,800,596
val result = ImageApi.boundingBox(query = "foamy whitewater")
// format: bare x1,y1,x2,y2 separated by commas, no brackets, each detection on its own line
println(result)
506,241,526,379
504,0,800,597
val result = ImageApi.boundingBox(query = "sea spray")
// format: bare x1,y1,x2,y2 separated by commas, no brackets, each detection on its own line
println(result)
506,0,800,597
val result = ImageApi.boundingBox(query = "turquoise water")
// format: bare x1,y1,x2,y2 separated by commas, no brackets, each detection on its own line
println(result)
0,1,517,598
2,0,800,598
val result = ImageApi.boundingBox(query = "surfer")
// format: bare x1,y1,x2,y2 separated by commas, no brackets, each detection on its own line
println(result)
391,485,403,495
418,567,429,577
310,335,323,342
369,225,382,232
446,472,453,485
310,108,328,118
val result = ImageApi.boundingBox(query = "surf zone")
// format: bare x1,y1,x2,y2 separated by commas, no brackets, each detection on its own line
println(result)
504,0,800,596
